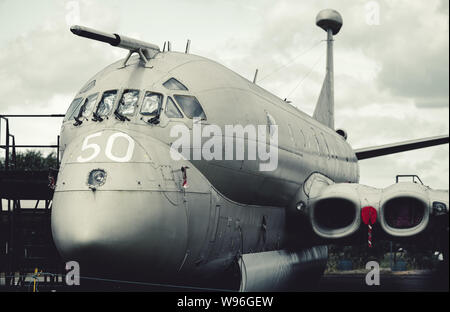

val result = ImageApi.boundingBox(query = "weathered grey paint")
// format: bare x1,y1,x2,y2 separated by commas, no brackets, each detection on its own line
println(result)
52,51,358,286
50,13,447,289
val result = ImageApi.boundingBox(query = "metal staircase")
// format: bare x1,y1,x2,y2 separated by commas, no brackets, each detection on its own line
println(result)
0,114,65,289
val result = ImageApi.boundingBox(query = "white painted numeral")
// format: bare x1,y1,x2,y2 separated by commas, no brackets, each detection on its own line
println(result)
105,132,135,162
76,132,135,163
77,132,102,162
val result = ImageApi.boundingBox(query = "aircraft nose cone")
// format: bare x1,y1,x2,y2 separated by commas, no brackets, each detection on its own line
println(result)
51,131,188,280
52,190,187,279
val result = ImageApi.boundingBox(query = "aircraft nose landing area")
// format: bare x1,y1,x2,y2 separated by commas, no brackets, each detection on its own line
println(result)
51,130,188,281
52,190,187,281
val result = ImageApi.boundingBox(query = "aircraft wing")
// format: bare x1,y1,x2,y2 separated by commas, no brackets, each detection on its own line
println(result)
354,135,449,160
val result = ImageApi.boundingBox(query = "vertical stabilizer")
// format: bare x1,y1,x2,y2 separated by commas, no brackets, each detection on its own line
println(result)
313,9,343,130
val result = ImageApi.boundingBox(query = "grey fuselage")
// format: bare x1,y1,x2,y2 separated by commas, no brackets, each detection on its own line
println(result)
51,52,359,284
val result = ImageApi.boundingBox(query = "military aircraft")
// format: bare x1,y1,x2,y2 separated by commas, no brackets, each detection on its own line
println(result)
51,9,449,291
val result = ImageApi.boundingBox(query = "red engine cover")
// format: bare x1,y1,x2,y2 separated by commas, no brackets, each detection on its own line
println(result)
361,206,377,225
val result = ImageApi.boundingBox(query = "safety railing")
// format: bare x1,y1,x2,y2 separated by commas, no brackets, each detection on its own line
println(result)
0,114,64,170
0,114,66,288
395,174,424,185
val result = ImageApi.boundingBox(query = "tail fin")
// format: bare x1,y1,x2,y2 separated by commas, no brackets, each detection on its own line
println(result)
313,9,342,130
313,59,334,129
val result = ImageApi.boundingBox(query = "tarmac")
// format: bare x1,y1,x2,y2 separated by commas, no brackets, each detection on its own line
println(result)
316,270,448,292
1,269,448,292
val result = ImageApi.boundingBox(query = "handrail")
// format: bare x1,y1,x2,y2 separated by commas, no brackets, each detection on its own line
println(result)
9,134,16,169
0,145,59,148
395,174,424,185
0,114,65,118
0,116,10,170
0,114,64,170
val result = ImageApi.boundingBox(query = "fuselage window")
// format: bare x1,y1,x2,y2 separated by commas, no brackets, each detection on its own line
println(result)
117,89,140,116
78,93,99,119
173,95,206,119
95,90,118,118
65,97,83,121
141,92,163,116
165,97,183,118
163,78,188,91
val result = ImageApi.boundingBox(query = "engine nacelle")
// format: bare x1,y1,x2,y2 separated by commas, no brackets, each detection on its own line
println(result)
310,183,361,238
307,178,448,240
309,183,381,239
379,182,430,237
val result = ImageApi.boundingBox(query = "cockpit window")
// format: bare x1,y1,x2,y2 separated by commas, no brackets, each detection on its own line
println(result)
75,93,99,119
141,92,162,116
117,89,140,116
95,90,118,117
165,97,183,118
81,93,99,118
65,97,83,121
163,78,188,91
173,95,206,119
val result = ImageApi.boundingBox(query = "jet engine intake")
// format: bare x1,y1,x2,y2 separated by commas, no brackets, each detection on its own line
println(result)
383,197,426,229
309,183,371,239
314,198,356,230
307,178,448,241
379,183,431,237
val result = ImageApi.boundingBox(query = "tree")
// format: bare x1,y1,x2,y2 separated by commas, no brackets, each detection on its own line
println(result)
0,150,57,170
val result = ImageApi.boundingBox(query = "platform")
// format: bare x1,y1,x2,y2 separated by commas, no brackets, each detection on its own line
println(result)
0,170,55,200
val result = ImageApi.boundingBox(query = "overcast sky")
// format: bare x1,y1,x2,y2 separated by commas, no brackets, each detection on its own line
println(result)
0,0,448,189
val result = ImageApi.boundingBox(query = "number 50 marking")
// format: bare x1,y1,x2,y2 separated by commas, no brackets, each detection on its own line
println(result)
77,132,135,163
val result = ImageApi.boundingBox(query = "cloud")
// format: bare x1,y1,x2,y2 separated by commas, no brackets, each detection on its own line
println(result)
0,0,123,157
0,0,447,189
205,0,448,188
343,0,449,108
358,144,449,189
0,0,121,113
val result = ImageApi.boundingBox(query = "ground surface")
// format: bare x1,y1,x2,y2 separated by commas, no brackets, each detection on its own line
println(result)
316,270,448,292
1,269,448,292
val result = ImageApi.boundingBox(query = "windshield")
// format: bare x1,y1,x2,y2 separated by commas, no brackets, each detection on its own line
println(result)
165,97,183,118
163,78,188,91
78,93,99,118
173,95,206,119
96,90,118,117
65,97,83,121
141,92,162,116
117,89,140,116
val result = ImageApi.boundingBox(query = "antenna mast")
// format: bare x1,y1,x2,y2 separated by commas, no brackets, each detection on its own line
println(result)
313,9,343,130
